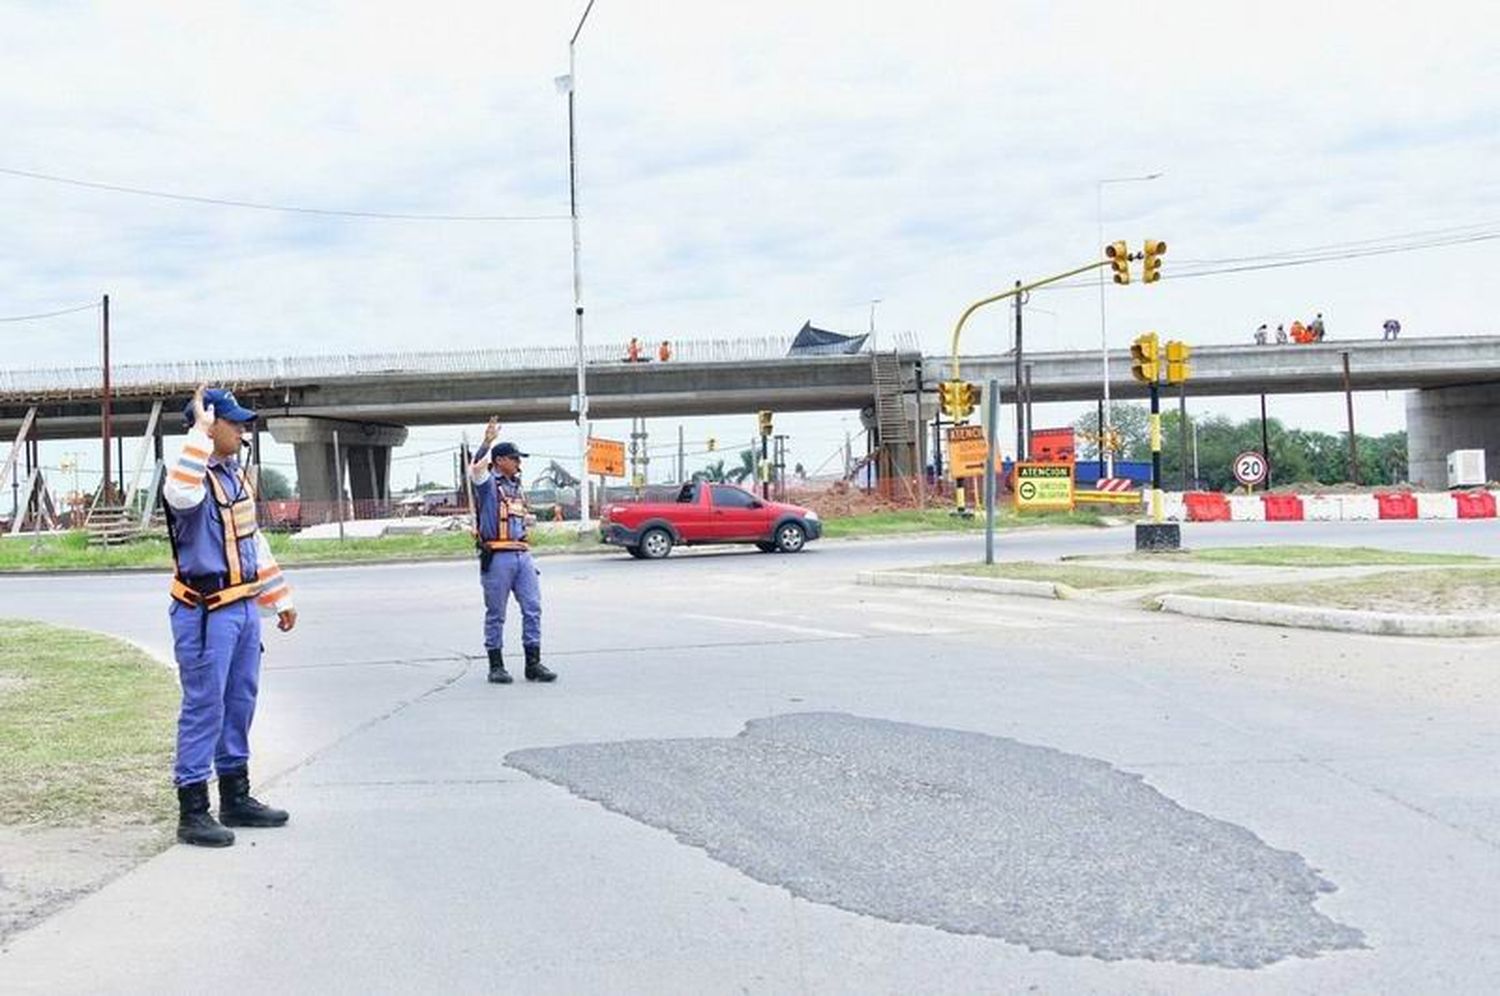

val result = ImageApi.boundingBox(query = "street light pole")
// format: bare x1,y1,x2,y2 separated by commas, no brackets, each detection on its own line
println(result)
564,0,597,529
1095,172,1162,478
868,298,881,351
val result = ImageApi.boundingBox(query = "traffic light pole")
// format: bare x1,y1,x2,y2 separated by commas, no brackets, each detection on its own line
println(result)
760,432,769,500
1149,380,1162,523
984,378,999,565
948,259,1110,381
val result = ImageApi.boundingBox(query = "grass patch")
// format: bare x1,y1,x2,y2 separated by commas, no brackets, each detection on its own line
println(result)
821,507,1104,538
1195,568,1500,614
0,525,606,572
0,620,179,827
0,531,174,571
916,560,1198,590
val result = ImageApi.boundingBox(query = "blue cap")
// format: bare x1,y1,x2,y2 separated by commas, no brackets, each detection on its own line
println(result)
183,388,257,429
490,442,529,460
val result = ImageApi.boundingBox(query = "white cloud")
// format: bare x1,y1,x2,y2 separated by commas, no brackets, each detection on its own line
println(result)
4,0,1497,487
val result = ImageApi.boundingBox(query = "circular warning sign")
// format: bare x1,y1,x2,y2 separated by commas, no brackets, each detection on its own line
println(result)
1018,481,1037,501
1232,451,1269,486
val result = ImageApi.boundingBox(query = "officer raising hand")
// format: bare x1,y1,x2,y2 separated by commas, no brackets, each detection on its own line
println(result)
161,384,297,847
469,416,555,685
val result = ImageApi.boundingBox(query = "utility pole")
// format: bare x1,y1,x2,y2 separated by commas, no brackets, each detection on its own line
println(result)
1342,351,1361,483
100,293,112,504
1013,280,1024,460
1259,394,1272,488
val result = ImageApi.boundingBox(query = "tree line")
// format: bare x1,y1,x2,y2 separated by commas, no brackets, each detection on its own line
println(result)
1070,405,1408,491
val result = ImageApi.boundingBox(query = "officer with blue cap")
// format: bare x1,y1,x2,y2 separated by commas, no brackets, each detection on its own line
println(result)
161,385,297,847
470,416,556,684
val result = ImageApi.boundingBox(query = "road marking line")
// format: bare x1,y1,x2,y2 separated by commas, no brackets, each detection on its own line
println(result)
866,621,965,635
680,613,862,640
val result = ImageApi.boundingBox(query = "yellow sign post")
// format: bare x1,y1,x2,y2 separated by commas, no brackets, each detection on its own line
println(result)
587,437,626,477
1014,462,1075,512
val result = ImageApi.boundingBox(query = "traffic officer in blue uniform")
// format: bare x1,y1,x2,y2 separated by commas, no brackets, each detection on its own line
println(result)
470,417,556,684
162,385,297,847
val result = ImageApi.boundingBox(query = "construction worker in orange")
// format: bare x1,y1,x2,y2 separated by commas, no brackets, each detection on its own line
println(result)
1289,319,1311,344
626,336,642,362
658,339,672,362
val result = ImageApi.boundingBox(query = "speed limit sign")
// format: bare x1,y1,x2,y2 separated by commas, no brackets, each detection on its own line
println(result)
1233,451,1269,486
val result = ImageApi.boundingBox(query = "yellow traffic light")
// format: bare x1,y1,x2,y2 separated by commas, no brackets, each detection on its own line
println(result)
1142,239,1166,284
938,380,959,419
706,437,717,451
1165,339,1191,384
959,382,980,421
1131,332,1160,383
757,410,773,437
1106,240,1131,285
939,380,978,421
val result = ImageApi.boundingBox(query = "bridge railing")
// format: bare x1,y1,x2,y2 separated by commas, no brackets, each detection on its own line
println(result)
0,332,920,399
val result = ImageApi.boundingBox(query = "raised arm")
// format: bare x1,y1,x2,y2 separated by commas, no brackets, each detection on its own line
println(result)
163,385,215,511
469,416,500,484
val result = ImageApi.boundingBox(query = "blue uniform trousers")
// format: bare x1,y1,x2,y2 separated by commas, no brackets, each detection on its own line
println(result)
481,550,541,650
169,599,262,787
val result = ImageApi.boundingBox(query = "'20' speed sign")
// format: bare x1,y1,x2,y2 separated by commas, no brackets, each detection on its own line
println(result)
1232,451,1269,486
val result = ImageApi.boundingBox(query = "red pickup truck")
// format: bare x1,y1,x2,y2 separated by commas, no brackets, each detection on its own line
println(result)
599,481,822,559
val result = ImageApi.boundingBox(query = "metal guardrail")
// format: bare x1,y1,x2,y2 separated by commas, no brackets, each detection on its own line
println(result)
0,333,921,400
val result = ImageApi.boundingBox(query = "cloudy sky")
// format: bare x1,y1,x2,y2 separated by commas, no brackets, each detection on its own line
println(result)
3,0,1497,491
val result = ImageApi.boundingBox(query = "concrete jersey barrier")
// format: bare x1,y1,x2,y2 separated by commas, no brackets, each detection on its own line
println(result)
1148,490,1500,523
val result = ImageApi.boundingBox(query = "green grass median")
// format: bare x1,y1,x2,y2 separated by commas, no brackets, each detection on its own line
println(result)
915,561,1197,590
0,527,605,572
0,620,178,827
820,508,1105,539
1193,568,1500,614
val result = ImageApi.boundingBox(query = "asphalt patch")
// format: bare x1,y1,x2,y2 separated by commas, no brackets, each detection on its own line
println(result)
504,712,1364,968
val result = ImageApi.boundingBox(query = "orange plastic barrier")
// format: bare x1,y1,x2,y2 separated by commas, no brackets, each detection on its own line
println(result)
1375,492,1417,519
1184,492,1231,522
1454,491,1497,519
1261,494,1304,521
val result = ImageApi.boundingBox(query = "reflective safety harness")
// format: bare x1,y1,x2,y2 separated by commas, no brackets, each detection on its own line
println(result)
476,478,529,563
163,466,262,618
480,494,530,552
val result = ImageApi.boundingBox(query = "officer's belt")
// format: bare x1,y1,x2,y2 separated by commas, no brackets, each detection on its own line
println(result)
480,539,530,552
170,573,261,611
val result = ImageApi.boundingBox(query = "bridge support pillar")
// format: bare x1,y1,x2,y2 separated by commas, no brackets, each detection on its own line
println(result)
1406,383,1500,488
265,417,408,523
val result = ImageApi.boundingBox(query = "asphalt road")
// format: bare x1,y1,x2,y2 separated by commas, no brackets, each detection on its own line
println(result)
2,521,1498,993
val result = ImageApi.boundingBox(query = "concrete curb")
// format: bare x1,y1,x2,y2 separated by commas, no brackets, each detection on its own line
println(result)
1156,593,1500,637
856,570,1074,600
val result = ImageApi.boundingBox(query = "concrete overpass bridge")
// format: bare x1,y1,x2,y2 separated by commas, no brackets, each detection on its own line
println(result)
4,334,1499,506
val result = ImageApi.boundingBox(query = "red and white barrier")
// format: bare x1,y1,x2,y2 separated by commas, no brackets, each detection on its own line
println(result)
1150,490,1500,523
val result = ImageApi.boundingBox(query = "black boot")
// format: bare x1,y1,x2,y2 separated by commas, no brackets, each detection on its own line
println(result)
487,647,513,684
524,645,556,682
177,782,235,847
217,768,289,828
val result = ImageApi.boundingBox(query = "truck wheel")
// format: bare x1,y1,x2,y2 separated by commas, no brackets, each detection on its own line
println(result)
774,522,806,553
755,542,777,553
625,545,646,559
639,527,674,559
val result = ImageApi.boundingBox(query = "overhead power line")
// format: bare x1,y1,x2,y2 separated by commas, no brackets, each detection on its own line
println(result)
1037,225,1500,292
0,166,569,222
0,300,101,323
